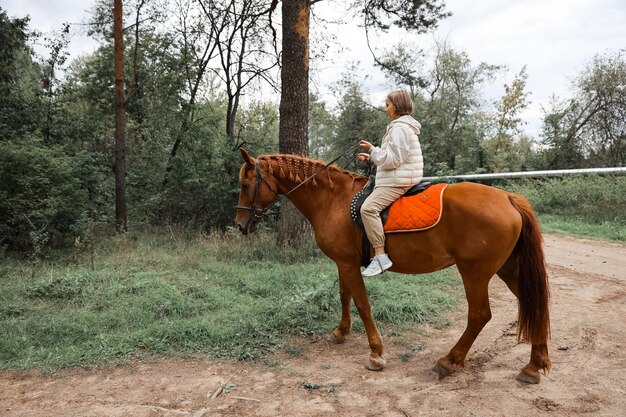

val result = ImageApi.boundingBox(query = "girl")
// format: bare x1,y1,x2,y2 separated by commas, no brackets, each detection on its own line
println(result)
357,90,424,276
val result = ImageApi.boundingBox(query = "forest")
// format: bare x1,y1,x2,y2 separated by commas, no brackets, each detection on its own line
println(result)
1,1,625,252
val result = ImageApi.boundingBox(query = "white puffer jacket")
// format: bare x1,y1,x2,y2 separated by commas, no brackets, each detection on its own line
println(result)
369,115,424,187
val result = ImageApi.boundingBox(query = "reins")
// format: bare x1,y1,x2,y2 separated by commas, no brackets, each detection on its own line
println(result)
283,143,361,199
235,143,362,220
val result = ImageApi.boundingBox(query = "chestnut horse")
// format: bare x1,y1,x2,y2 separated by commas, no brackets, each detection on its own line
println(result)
235,148,551,384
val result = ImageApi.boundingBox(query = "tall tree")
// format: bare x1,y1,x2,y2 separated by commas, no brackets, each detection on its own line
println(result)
197,0,278,145
0,8,29,87
375,43,428,97
422,42,500,175
91,0,147,230
279,0,310,157
308,92,336,159
0,8,39,140
162,0,221,188
361,0,451,71
540,52,626,169
113,0,127,232
276,0,311,246
580,52,626,167
41,24,70,144
483,66,531,172
331,70,388,171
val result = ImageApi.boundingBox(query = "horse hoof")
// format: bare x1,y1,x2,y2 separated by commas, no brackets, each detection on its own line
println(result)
329,329,349,344
516,370,540,384
366,355,386,371
433,359,454,380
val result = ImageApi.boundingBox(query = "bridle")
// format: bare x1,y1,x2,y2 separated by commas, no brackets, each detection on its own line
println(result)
235,161,280,222
235,143,361,222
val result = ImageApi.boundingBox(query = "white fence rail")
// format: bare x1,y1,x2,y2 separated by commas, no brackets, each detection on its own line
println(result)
423,167,626,181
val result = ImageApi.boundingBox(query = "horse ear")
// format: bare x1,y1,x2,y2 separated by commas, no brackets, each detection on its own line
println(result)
239,147,255,165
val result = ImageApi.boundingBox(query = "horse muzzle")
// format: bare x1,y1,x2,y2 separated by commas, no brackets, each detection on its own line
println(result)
236,212,261,235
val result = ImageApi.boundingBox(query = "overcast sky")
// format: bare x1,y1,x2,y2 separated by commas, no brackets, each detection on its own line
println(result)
3,0,626,138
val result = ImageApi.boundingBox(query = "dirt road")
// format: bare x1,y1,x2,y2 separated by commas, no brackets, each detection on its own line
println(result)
2,234,625,417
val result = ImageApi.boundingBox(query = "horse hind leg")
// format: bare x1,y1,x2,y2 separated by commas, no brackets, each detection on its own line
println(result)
497,258,551,384
435,268,492,379
517,344,550,384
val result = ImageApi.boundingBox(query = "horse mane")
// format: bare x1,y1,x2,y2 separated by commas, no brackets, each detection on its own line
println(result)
257,154,367,189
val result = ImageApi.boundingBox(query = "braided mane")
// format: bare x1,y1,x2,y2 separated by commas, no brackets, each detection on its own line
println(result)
257,154,366,189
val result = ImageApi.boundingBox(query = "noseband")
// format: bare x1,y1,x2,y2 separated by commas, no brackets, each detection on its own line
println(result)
235,161,279,221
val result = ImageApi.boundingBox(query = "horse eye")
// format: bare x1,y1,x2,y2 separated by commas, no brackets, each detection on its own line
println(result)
241,182,250,189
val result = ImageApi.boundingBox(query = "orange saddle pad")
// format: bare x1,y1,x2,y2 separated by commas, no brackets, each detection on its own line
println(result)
384,183,448,233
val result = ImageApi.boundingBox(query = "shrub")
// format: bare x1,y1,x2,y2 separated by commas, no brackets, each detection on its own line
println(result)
0,139,110,249
504,175,626,224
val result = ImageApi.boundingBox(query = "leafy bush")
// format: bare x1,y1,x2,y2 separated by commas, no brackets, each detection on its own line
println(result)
504,175,626,224
0,139,111,249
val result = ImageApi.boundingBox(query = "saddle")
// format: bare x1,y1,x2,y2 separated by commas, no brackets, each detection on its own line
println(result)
350,179,447,266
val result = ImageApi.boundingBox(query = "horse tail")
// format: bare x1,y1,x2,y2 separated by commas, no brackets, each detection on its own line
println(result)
508,194,551,345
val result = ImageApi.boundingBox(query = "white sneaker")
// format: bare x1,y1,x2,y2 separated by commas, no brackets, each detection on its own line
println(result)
362,254,393,277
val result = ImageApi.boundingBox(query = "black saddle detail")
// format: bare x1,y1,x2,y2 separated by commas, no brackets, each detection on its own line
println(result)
349,178,432,266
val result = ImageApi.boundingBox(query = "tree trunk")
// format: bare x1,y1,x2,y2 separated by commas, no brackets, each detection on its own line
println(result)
277,0,311,247
113,0,128,232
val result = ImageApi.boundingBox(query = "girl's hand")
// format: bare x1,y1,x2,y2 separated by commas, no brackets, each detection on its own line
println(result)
358,140,373,151
357,153,371,163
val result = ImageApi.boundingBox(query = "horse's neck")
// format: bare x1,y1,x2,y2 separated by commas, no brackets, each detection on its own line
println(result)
260,155,365,225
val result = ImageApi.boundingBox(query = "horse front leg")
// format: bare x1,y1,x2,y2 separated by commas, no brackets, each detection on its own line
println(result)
435,271,492,379
336,262,386,371
330,273,352,344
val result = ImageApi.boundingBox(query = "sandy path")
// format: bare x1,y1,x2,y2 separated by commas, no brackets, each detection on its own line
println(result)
1,234,625,417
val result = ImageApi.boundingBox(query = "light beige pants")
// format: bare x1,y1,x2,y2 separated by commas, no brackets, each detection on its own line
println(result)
360,186,410,248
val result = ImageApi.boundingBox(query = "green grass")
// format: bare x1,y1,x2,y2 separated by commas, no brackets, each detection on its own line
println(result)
0,230,460,370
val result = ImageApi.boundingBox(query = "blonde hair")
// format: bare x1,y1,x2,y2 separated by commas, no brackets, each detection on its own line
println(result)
387,90,413,116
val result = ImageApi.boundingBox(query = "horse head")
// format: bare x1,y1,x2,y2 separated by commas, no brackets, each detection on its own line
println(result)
235,147,279,235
